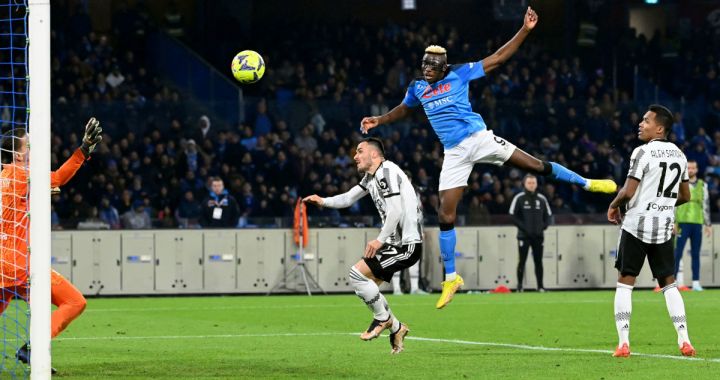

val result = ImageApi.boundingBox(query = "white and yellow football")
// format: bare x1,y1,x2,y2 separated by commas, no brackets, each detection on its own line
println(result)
231,50,265,84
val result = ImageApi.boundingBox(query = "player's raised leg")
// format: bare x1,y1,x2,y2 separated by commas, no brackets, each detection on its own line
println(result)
349,260,401,342
658,275,695,356
505,147,617,193
436,187,465,309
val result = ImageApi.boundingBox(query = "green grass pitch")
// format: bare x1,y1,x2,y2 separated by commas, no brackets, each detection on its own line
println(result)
42,290,720,379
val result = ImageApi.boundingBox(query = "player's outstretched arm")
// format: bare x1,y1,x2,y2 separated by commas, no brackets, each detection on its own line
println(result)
302,194,325,207
481,6,538,74
80,117,103,157
306,185,368,209
51,117,103,188
360,103,411,134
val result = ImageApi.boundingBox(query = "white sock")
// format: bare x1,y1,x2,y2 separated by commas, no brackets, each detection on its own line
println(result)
390,316,400,333
677,262,684,285
692,280,700,288
662,283,691,346
391,273,401,293
349,267,390,320
409,262,419,292
445,272,457,281
614,282,633,346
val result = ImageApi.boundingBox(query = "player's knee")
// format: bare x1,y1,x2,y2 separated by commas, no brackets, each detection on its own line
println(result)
69,294,87,316
438,209,456,224
349,266,366,287
657,275,675,288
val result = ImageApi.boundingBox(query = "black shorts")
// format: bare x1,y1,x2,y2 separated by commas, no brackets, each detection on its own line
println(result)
615,230,675,278
364,243,422,283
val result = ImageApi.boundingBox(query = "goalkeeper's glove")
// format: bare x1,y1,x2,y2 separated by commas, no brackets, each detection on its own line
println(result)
80,117,103,157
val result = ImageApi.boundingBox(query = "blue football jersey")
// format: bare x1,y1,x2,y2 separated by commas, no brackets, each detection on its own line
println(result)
402,61,487,149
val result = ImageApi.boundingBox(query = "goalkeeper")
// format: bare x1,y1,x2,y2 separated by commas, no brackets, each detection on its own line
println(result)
0,118,102,370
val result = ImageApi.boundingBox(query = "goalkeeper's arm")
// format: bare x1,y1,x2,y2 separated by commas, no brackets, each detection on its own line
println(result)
51,117,103,187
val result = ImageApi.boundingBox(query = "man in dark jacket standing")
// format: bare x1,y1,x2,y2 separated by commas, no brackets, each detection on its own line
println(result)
200,177,240,228
509,174,552,292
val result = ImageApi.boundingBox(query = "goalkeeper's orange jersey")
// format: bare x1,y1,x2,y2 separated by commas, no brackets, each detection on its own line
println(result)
0,149,85,288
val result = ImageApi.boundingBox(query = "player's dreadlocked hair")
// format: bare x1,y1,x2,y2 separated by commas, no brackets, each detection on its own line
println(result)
425,45,447,55
648,104,674,137
363,137,385,157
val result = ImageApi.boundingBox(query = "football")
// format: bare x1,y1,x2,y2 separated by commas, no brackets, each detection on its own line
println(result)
231,50,265,84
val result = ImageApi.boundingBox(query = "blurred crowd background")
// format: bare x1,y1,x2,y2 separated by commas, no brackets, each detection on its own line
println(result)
27,0,720,229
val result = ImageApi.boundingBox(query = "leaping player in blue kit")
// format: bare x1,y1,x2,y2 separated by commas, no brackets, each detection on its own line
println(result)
360,7,617,309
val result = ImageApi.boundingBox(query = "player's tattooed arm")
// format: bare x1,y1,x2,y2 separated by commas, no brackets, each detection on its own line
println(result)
360,103,411,134
482,6,538,74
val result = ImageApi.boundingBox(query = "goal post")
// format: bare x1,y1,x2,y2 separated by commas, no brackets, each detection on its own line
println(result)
28,0,51,378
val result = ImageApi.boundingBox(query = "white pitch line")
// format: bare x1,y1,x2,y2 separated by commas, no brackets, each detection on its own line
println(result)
406,336,720,363
55,332,720,363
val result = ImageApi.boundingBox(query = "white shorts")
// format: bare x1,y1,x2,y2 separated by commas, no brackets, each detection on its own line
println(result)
438,130,516,191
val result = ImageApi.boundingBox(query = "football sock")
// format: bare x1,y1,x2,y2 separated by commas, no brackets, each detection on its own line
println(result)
439,226,457,281
350,267,390,320
662,283,691,346
409,262,420,292
550,162,589,188
614,282,633,346
392,273,401,293
390,316,401,334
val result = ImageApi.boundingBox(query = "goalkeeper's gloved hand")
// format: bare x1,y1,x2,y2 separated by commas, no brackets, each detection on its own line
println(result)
80,117,102,158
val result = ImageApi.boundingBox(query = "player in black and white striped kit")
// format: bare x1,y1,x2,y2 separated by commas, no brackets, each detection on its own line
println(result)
303,137,423,354
607,104,695,358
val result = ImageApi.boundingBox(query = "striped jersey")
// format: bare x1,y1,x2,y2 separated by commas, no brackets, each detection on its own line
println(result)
358,161,423,245
621,139,689,244
323,160,423,246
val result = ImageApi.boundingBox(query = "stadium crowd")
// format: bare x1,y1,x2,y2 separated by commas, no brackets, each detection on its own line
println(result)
41,4,720,229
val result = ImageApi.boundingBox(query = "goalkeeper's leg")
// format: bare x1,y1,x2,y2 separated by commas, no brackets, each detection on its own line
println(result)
50,270,87,338
0,287,17,314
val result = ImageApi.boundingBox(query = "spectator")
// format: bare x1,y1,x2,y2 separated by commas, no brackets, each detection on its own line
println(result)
466,196,491,225
200,177,240,228
176,190,202,228
121,200,152,229
105,65,125,88
672,112,686,145
253,100,273,137
191,115,216,144
98,197,121,229
238,182,258,220
294,125,318,152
